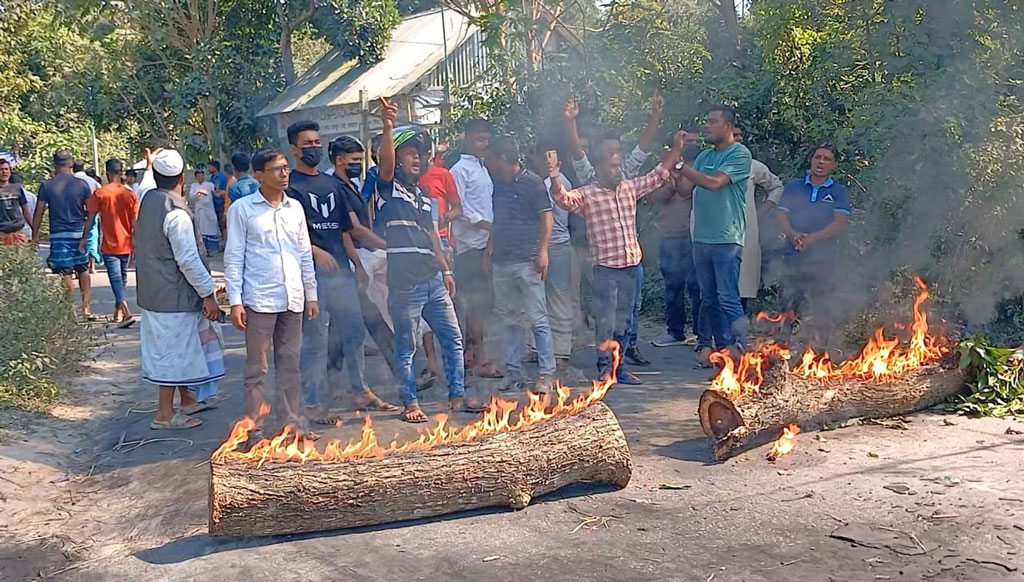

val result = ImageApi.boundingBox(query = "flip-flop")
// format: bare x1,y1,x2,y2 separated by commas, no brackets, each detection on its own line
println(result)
402,404,428,424
309,408,346,425
352,393,401,412
469,364,505,379
150,411,202,430
117,317,137,329
450,397,488,413
181,400,217,415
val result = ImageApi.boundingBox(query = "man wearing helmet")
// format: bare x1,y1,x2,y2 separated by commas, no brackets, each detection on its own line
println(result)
375,98,488,423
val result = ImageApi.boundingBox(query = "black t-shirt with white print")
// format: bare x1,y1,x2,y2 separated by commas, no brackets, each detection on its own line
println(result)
287,170,353,270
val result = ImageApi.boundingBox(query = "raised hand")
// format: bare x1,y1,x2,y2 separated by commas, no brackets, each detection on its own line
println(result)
651,92,664,117
563,95,579,121
379,96,399,129
144,147,164,169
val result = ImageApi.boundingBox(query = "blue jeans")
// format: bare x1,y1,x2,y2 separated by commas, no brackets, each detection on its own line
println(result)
492,261,556,377
659,236,702,340
102,254,130,305
301,270,367,409
626,262,643,348
693,242,748,348
593,264,638,374
389,273,466,406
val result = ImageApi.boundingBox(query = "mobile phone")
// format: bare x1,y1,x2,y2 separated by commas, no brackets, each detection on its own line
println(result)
546,150,559,178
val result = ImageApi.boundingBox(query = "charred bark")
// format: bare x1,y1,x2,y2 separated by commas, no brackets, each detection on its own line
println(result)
209,402,632,536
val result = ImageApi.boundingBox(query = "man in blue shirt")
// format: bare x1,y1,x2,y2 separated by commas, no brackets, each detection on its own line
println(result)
484,136,555,393
775,142,851,346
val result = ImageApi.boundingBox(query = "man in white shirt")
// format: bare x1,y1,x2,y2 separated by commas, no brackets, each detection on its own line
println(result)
450,118,501,377
134,148,225,430
225,147,319,440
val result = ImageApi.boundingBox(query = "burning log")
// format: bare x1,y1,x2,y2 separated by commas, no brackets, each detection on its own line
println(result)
698,357,963,460
209,401,632,536
699,277,966,461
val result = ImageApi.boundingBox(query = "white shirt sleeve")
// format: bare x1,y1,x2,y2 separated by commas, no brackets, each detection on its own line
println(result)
223,202,246,306
572,154,596,185
138,169,157,200
163,209,216,298
623,145,651,179
295,211,318,303
753,159,785,204
451,163,482,224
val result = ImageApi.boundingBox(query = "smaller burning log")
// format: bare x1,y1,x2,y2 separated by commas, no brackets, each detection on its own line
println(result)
698,356,963,461
699,278,966,461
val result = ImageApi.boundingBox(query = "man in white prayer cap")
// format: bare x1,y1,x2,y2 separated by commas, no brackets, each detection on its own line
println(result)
134,148,226,430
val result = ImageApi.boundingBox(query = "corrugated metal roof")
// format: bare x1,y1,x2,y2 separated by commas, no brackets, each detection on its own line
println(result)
257,8,476,117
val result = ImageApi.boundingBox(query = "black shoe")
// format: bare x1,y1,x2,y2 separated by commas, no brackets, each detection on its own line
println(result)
624,345,650,366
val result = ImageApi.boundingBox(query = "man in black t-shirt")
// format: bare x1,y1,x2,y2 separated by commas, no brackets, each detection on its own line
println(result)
374,99,487,423
0,159,32,245
325,135,397,383
484,137,555,393
286,120,398,424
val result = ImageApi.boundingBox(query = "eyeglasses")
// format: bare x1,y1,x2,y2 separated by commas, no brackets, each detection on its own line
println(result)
262,165,290,174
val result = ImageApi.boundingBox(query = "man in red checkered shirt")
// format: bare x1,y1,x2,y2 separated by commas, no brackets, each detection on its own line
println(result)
550,131,685,383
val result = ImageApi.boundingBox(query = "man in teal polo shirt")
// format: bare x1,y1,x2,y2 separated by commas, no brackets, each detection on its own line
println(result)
676,105,752,352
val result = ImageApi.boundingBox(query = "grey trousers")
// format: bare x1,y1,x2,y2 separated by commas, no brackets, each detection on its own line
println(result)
243,308,303,429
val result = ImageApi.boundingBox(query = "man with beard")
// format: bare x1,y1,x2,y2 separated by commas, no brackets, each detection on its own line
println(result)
675,106,752,353
550,132,684,384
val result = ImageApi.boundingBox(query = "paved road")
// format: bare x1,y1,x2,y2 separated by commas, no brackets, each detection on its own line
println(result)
1,256,1022,581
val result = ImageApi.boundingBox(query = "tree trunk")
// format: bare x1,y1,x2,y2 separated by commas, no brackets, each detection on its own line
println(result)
713,0,739,51
281,23,296,87
698,357,965,461
209,402,633,537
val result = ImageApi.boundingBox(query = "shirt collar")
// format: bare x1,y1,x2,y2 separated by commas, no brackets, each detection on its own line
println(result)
804,174,834,188
460,153,484,165
254,189,292,207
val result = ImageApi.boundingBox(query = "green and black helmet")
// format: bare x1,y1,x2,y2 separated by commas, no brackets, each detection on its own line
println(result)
391,125,433,154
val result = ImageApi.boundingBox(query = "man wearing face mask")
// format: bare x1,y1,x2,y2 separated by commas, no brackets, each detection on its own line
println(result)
285,121,398,425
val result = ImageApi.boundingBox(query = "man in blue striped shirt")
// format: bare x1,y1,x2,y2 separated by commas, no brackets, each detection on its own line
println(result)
374,99,487,423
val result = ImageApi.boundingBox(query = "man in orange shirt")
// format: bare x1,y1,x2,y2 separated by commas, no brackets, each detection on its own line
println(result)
81,158,139,324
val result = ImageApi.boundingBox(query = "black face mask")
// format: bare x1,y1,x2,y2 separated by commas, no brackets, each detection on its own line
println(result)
682,142,703,164
300,146,322,168
345,162,362,178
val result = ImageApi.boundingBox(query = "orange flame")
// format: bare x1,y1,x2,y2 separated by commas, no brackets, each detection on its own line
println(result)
756,311,795,324
766,424,800,461
711,277,948,399
212,342,622,465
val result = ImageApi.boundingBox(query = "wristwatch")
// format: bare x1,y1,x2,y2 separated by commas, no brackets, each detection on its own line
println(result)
442,270,454,276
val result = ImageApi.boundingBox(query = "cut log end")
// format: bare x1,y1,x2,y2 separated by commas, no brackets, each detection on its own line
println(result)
209,401,632,536
698,362,965,461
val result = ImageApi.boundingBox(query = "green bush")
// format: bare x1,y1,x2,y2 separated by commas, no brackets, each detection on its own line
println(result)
0,244,85,409
953,335,1024,417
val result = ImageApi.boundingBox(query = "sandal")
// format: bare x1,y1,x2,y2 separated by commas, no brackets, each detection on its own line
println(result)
181,400,217,415
402,403,428,424
117,316,137,329
352,391,401,412
150,411,202,430
449,396,488,413
308,407,346,425
468,362,505,379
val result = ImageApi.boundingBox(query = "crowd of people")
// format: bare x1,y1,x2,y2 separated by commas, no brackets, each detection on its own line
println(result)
0,93,851,437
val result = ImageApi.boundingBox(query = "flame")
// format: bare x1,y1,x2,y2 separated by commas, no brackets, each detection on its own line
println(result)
766,424,800,461
212,342,622,465
712,277,949,399
756,311,795,324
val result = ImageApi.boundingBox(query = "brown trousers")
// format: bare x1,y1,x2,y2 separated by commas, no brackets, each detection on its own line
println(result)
243,308,303,429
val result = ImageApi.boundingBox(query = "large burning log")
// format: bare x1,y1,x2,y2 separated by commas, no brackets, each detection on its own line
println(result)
698,356,963,461
699,278,966,461
209,401,632,536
